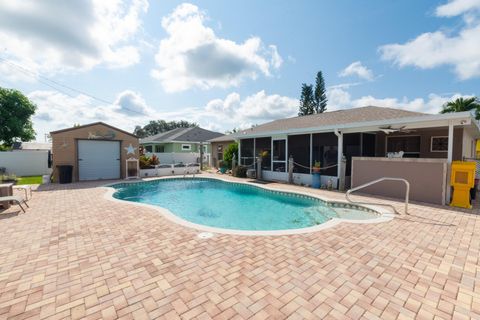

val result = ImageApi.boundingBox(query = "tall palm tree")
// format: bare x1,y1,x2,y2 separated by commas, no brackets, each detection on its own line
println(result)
440,97,480,119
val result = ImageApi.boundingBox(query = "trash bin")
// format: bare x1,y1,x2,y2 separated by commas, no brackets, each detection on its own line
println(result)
57,165,73,184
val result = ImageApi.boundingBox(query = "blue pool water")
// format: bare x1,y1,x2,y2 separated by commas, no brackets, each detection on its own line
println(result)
112,178,378,231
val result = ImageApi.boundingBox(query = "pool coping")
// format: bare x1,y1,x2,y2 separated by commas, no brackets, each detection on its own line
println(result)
101,175,395,236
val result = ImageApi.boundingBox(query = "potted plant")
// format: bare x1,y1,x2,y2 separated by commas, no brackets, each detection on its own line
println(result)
0,174,17,184
312,161,321,173
218,160,227,174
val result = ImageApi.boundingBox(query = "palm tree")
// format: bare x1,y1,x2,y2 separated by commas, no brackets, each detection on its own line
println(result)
440,97,480,119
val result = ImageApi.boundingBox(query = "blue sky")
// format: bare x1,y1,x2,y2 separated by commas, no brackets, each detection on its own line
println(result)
0,0,479,141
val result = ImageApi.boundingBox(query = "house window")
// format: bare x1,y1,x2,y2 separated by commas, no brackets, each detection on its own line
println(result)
181,144,191,151
217,145,224,161
145,145,153,153
203,145,208,153
155,145,164,153
431,136,448,152
386,136,420,157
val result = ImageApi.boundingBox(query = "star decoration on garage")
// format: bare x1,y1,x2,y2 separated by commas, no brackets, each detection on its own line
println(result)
124,144,136,155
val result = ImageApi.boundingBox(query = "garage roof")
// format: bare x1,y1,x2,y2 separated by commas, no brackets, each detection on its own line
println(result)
50,122,138,138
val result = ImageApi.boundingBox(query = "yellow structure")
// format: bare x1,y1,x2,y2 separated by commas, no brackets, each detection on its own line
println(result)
450,161,476,209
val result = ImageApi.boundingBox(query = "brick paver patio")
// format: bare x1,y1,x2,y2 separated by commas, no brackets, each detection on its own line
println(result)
0,174,479,319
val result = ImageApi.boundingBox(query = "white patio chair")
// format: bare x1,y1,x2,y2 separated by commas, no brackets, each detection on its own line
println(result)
13,185,32,201
0,196,29,213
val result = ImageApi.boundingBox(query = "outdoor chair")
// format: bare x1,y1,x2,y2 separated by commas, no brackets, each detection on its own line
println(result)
0,196,29,213
13,185,32,201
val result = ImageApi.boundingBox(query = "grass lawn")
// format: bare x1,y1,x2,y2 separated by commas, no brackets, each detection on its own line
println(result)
17,176,43,185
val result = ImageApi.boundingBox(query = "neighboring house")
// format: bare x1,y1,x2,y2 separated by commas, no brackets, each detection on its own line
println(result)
12,142,52,151
209,135,236,168
234,106,480,205
140,127,223,165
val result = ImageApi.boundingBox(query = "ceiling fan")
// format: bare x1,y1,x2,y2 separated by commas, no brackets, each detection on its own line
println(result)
378,125,416,134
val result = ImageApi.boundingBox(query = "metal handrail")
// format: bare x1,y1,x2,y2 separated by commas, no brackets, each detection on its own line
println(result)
183,163,197,178
346,177,410,214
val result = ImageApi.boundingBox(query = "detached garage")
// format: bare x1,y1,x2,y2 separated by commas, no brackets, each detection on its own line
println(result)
50,122,139,182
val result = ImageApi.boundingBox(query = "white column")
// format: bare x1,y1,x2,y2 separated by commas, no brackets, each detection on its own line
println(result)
335,129,345,191
447,122,454,163
336,130,343,178
446,122,454,203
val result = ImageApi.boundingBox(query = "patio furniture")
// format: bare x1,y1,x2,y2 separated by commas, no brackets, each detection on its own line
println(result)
0,196,29,213
0,183,14,209
13,185,32,201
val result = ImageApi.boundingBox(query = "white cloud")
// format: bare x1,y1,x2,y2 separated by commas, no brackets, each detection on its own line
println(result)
0,0,148,80
29,87,471,142
339,61,374,81
29,89,154,140
151,3,282,92
436,0,480,17
327,86,471,114
113,90,152,116
29,89,298,139
380,0,480,80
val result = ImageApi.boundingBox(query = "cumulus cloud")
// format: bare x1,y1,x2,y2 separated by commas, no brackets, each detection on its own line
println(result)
327,86,472,114
436,0,480,17
339,61,374,81
380,0,480,80
29,87,470,141
151,3,282,92
29,89,155,140
0,0,148,80
113,90,152,116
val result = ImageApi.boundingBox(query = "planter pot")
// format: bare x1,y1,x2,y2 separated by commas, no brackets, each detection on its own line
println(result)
312,167,321,174
311,172,321,189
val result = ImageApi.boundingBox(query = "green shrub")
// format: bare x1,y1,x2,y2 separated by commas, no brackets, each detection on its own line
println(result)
139,155,152,169
233,165,247,178
223,142,238,168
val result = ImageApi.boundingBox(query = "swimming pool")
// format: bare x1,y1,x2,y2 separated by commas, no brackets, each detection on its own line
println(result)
111,178,381,232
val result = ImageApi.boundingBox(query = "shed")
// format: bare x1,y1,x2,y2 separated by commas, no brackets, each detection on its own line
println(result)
50,122,139,182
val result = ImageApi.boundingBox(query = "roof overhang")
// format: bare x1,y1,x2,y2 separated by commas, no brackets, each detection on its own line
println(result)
235,111,480,139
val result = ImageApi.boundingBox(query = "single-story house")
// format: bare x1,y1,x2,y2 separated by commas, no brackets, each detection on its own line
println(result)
140,127,223,165
234,106,480,205
209,134,236,168
50,122,139,182
12,141,52,151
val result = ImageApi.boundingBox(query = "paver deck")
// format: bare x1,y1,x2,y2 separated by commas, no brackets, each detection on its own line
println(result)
0,174,479,319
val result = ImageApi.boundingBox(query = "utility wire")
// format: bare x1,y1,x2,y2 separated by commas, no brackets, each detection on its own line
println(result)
0,56,148,117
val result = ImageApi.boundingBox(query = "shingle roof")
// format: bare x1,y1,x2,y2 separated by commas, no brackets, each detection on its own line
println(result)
236,106,428,136
50,122,138,138
140,127,223,143
208,134,236,142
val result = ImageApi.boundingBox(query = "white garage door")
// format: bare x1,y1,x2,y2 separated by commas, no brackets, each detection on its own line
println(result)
78,140,120,181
